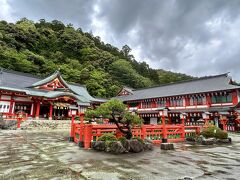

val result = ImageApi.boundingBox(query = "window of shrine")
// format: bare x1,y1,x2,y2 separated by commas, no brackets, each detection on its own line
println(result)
190,96,206,105
141,101,152,108
156,100,166,107
170,98,183,107
211,92,232,103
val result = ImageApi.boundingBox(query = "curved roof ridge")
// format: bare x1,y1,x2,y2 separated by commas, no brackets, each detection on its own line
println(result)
133,73,230,92
29,70,69,88
0,68,42,79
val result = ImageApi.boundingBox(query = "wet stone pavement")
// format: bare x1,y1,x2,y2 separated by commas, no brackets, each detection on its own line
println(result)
0,130,240,180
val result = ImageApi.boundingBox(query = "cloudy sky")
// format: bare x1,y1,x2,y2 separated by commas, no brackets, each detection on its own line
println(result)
1,0,240,80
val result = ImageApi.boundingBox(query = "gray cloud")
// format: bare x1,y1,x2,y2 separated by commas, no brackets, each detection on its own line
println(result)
7,0,95,30
1,0,240,81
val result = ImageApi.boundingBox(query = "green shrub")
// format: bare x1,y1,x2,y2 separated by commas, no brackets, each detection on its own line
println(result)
118,137,127,144
215,129,228,139
98,133,117,142
105,140,114,148
201,125,228,139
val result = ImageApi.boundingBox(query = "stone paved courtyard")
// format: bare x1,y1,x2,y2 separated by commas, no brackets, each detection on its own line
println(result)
0,130,240,180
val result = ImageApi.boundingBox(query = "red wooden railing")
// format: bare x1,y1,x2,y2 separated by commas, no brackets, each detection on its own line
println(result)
71,122,201,149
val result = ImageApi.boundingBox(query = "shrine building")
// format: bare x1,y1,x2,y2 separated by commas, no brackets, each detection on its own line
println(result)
0,69,105,120
117,74,240,132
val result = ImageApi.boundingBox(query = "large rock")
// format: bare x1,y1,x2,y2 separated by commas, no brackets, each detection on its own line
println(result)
196,135,205,143
92,141,106,151
216,138,232,144
122,140,131,152
143,139,153,151
129,139,144,153
109,141,126,154
186,137,196,142
161,143,174,150
201,138,216,145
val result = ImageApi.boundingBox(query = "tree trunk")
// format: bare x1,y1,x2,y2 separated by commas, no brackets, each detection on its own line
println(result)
125,130,132,139
112,115,133,139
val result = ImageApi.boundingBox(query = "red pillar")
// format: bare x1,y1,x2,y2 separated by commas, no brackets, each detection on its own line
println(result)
166,99,170,107
141,125,147,140
80,113,84,125
181,118,185,139
35,101,40,119
84,124,93,149
232,90,238,105
9,95,14,114
185,97,190,106
79,113,85,141
152,100,156,108
206,95,211,107
17,118,21,128
70,115,75,138
162,115,168,142
49,103,53,120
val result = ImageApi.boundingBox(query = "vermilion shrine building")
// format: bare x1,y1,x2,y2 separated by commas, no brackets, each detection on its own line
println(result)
117,74,240,131
0,69,104,120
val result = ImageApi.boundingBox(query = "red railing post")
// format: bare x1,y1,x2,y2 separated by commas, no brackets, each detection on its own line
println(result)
162,115,168,142
141,125,147,140
181,118,185,139
17,117,22,129
79,113,85,142
84,124,93,149
80,113,84,125
70,115,75,138
79,124,84,142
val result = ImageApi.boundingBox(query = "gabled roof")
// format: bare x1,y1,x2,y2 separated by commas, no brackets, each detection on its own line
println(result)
117,86,134,96
117,73,240,102
0,68,103,105
29,70,69,88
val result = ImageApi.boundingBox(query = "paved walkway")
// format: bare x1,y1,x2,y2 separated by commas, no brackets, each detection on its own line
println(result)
0,130,239,180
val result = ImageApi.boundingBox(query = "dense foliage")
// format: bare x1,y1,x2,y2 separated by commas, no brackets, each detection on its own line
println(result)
85,99,142,139
201,125,228,139
0,18,193,97
97,133,117,142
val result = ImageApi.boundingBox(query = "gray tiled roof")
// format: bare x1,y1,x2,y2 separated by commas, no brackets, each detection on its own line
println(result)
117,74,240,102
0,69,102,104
0,69,41,88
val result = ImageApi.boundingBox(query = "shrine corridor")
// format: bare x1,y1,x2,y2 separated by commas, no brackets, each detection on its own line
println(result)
0,130,239,180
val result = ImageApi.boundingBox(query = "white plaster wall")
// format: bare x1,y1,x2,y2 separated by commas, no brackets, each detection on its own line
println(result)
0,101,10,113
150,117,158,125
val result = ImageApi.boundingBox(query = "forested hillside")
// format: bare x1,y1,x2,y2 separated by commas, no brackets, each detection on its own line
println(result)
0,18,193,97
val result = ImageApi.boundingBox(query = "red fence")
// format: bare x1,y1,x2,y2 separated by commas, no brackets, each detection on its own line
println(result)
71,123,201,149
